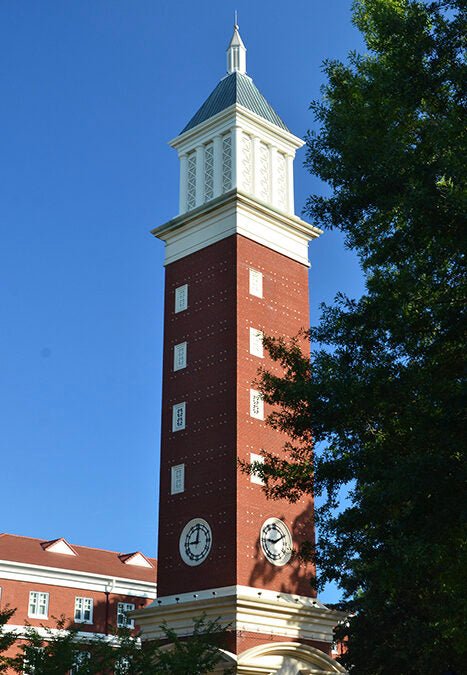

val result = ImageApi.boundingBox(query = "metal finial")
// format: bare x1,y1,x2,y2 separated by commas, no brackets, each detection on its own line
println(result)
234,10,238,28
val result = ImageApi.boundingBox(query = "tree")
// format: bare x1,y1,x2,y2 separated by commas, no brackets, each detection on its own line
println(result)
246,1,466,672
0,607,18,672
1,611,230,674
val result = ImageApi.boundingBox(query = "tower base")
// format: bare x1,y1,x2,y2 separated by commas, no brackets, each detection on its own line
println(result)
133,585,347,673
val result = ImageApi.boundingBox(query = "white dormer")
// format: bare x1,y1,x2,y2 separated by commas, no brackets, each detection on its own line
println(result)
41,538,77,556
170,24,303,218
119,551,154,568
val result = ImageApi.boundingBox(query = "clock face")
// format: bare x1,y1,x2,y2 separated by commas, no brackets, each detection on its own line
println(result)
179,518,212,566
260,517,293,566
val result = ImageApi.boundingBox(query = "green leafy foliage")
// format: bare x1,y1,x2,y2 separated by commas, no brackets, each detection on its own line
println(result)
0,610,229,674
245,1,466,672
0,607,18,673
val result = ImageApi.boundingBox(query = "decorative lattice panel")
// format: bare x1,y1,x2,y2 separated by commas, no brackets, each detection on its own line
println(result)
204,143,214,202
259,142,270,202
222,134,232,192
187,152,196,210
277,152,287,211
241,133,253,193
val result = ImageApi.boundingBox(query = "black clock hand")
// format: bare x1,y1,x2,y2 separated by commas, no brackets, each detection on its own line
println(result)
194,525,200,546
268,533,285,544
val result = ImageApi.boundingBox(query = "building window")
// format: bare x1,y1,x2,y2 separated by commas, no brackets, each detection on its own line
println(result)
74,597,93,624
250,453,265,485
173,342,187,371
222,134,232,192
70,651,91,675
249,269,263,298
172,402,186,431
187,151,196,210
175,284,188,313
28,591,49,619
171,464,185,494
250,389,264,420
204,142,214,202
117,603,135,629
249,328,264,358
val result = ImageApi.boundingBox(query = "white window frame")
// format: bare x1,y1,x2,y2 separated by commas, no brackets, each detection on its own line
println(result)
172,402,186,432
173,342,187,371
250,389,264,420
74,596,93,624
250,453,265,485
175,284,188,313
28,591,49,619
117,602,135,629
249,268,263,298
171,464,185,495
249,327,264,358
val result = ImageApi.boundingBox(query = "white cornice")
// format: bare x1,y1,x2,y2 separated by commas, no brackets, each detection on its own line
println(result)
152,189,322,267
0,560,157,598
3,625,136,647
170,104,303,154
132,584,344,645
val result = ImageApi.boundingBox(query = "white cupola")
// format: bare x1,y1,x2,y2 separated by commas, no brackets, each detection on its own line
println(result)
227,22,246,74
169,23,304,218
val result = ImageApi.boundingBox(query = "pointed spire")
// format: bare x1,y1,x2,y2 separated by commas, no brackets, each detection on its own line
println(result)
226,17,246,75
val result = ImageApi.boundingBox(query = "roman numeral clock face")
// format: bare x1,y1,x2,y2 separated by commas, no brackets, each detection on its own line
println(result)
260,517,293,566
179,518,212,566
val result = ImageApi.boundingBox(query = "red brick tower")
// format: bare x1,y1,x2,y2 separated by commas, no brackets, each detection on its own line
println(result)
135,24,345,674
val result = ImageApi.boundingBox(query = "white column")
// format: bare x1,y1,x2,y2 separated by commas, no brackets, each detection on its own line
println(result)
286,154,295,213
179,153,188,214
270,146,278,208
195,145,204,207
252,136,261,199
213,135,223,198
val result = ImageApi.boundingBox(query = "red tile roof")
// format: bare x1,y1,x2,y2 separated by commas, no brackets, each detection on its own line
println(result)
0,534,157,583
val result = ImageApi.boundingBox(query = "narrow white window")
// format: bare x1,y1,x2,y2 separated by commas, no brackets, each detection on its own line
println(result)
171,464,185,494
117,602,135,629
74,596,93,623
172,402,186,431
249,269,263,298
249,328,264,358
28,591,49,618
250,389,264,420
250,453,265,485
175,284,188,313
173,342,187,371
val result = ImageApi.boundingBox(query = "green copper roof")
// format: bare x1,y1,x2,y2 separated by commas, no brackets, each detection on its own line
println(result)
181,71,289,134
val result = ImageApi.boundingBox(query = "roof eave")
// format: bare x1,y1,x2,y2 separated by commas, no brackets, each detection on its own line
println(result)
170,103,304,153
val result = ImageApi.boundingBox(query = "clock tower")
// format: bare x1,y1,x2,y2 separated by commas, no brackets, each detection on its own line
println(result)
134,23,346,674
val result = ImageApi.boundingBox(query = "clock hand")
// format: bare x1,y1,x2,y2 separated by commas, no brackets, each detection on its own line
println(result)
267,533,285,544
194,526,200,546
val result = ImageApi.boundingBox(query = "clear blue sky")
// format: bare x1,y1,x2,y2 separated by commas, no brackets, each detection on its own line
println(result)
1,1,364,602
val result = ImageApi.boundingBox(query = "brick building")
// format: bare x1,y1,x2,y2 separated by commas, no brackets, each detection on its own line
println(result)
134,23,346,674
0,533,157,667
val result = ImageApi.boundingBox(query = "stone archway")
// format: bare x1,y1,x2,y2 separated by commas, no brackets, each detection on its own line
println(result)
236,641,347,674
